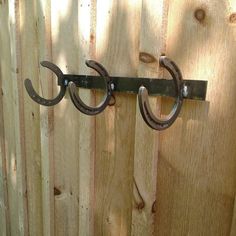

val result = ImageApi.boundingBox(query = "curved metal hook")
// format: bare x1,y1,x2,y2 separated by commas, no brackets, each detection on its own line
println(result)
68,60,113,115
138,56,183,130
24,61,66,106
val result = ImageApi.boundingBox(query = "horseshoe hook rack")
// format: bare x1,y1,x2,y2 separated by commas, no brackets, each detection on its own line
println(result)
24,56,207,130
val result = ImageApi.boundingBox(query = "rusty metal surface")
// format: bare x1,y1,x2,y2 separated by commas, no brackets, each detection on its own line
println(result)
138,56,184,130
68,60,114,115
24,61,66,106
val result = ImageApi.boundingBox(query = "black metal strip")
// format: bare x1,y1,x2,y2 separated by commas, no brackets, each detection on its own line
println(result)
64,75,207,100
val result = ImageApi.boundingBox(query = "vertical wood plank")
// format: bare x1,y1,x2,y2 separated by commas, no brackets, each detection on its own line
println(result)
95,0,141,235
0,43,9,236
230,196,236,236
11,0,29,234
0,0,28,235
0,3,19,235
37,0,54,235
132,0,168,235
51,1,80,235
78,1,96,235
156,0,236,235
0,3,10,235
19,0,43,234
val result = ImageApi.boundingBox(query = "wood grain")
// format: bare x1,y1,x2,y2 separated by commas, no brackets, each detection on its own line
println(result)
37,0,55,235
156,0,236,235
0,78,8,236
77,1,96,235
11,0,29,234
0,3,10,235
2,0,236,235
51,0,81,235
131,0,168,235
94,0,141,235
19,0,44,235
230,195,236,236
0,0,28,235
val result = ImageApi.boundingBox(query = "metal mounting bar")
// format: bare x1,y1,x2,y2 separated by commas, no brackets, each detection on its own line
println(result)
63,75,207,100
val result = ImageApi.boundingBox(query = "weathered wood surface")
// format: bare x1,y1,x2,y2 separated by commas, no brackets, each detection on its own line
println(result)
156,0,236,235
51,1,81,235
0,1,28,235
94,0,140,235
230,196,236,236
1,0,236,236
37,1,54,235
19,1,44,235
131,0,167,235
77,1,96,235
0,3,10,234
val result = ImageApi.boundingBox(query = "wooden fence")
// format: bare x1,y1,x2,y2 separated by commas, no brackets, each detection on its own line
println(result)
0,0,236,235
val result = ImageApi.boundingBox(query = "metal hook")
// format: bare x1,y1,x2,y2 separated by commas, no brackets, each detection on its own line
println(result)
24,61,66,106
138,56,183,130
68,60,114,115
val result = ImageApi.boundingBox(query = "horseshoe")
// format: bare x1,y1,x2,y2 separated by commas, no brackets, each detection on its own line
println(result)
24,61,66,106
68,60,114,115
138,56,183,130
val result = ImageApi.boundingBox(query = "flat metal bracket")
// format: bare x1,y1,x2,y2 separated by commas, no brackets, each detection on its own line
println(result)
64,75,207,100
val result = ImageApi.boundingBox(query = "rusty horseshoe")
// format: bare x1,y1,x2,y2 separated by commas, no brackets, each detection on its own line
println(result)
68,60,114,115
138,56,184,130
24,61,66,106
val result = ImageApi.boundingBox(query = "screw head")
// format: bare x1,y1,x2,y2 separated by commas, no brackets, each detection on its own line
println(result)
182,84,188,97
64,79,68,86
110,83,115,90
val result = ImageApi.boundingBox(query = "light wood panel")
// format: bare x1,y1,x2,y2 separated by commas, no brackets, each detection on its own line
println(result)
0,3,10,234
77,1,96,235
156,0,236,235
0,82,8,236
19,0,44,235
10,0,29,234
37,1,54,235
131,0,167,235
0,0,28,235
50,0,84,235
94,0,141,235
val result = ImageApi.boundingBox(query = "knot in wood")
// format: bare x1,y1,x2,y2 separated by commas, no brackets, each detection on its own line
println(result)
194,8,206,23
229,13,236,23
139,52,157,63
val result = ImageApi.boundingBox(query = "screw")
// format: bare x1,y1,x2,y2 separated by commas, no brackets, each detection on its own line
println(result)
110,83,115,90
182,84,188,97
64,79,68,86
